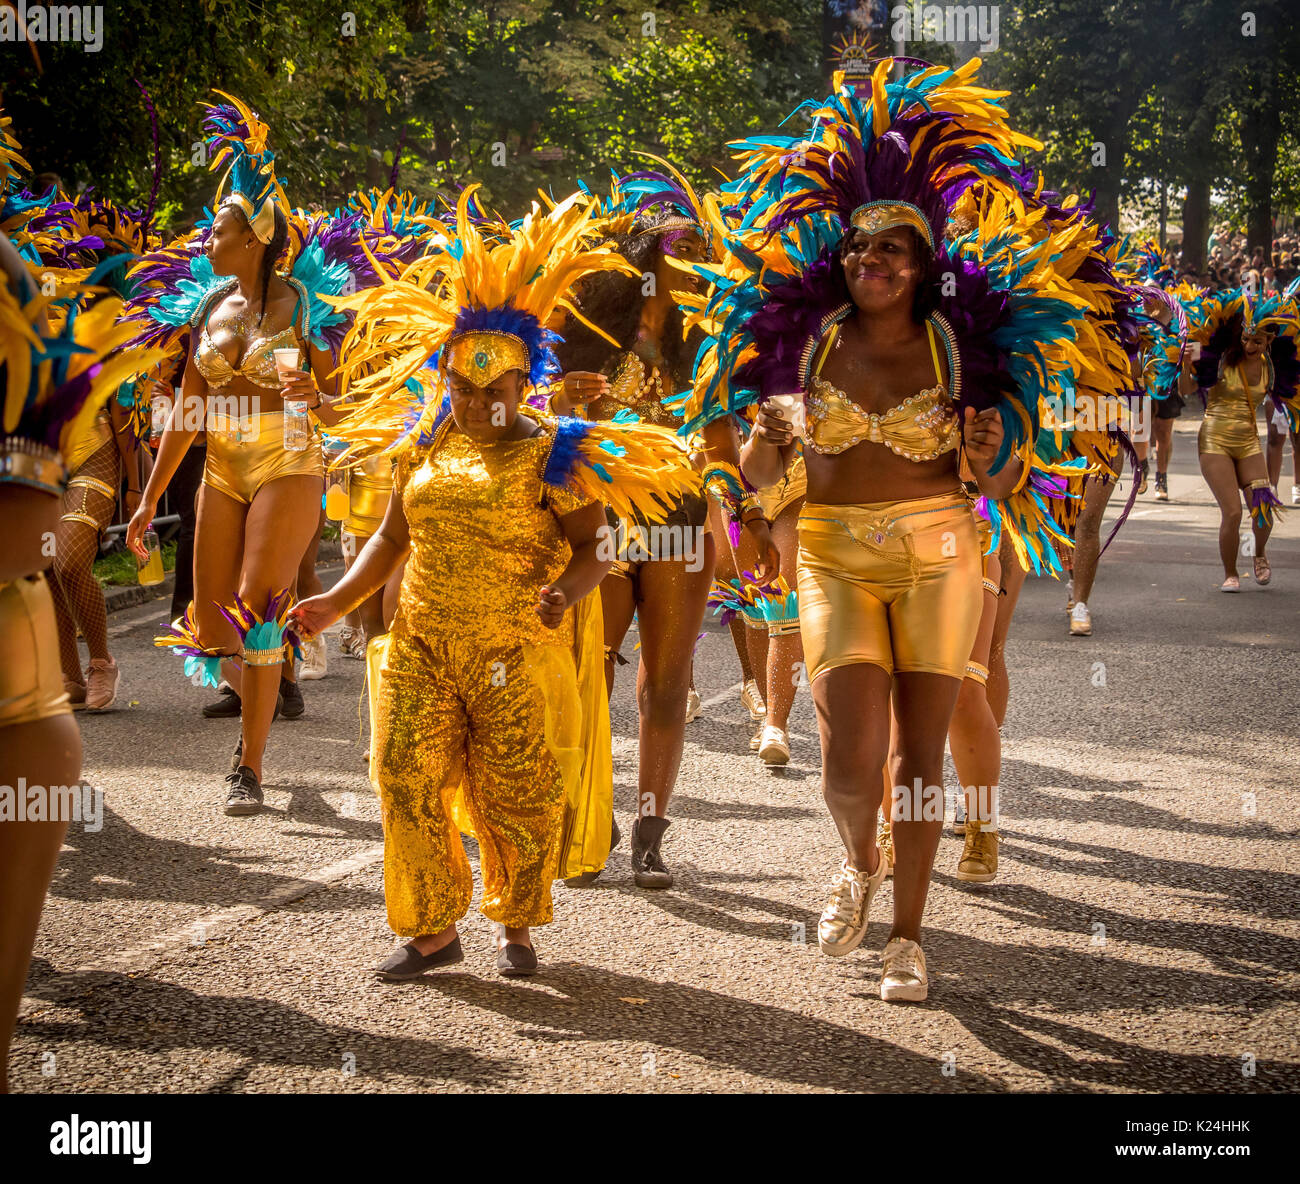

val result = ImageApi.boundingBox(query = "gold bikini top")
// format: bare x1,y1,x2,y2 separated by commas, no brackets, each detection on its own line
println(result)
193,289,306,391
804,319,959,462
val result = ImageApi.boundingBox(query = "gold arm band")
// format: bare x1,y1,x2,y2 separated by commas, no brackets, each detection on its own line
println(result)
59,511,102,529
768,619,802,637
981,577,1001,596
242,646,288,668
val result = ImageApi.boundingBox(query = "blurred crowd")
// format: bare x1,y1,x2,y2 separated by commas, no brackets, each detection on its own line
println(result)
1169,224,1300,293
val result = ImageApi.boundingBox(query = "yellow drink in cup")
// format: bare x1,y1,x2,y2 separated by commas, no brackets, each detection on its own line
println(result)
137,527,165,587
325,482,350,521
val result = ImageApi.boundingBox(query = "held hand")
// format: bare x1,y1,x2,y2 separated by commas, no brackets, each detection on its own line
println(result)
744,519,781,584
562,371,609,406
279,367,319,405
124,502,156,561
289,594,343,641
962,405,1005,469
536,584,568,629
753,400,793,447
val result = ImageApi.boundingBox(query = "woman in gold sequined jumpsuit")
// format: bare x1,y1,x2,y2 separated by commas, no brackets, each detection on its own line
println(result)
293,366,612,978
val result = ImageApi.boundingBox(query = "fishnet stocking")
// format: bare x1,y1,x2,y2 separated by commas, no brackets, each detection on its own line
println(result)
50,441,120,678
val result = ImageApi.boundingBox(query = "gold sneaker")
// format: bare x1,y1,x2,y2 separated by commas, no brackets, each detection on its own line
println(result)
880,937,928,1002
877,813,894,878
740,678,766,723
685,687,701,723
817,854,887,957
956,819,998,883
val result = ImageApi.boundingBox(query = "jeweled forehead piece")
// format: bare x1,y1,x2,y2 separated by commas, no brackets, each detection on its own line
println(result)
849,201,934,251
445,330,531,388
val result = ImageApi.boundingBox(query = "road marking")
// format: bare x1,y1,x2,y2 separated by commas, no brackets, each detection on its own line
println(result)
701,681,742,710
20,843,385,1014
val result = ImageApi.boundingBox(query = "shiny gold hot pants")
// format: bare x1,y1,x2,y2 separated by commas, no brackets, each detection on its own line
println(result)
344,465,393,539
203,413,324,505
372,629,579,935
797,492,982,683
0,574,71,726
757,454,808,521
1198,411,1262,461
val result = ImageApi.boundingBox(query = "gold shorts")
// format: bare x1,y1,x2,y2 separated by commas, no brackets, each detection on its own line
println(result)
1198,413,1261,461
757,454,807,521
203,413,324,505
0,574,71,727
344,465,393,539
797,492,982,683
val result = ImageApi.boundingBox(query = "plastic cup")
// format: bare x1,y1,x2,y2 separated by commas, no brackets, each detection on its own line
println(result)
273,347,301,377
766,394,805,439
137,527,164,587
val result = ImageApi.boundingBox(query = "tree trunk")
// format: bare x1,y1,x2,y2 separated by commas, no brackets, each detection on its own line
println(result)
1239,32,1283,253
1181,178,1210,273
364,104,384,189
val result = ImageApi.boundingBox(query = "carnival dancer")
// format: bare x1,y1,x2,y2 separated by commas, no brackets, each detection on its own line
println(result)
1183,287,1299,590
549,165,718,884
682,59,1132,1001
291,188,699,976
0,214,164,1087
123,93,387,814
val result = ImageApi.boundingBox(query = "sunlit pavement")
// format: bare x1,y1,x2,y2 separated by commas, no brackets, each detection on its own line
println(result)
14,420,1300,1093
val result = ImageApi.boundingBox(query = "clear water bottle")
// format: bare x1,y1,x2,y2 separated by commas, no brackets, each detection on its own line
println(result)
283,400,311,452
150,391,173,447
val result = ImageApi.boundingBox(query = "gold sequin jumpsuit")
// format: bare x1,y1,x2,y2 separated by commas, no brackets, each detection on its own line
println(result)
372,420,595,936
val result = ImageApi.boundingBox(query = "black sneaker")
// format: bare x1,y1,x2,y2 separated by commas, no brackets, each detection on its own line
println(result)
279,678,304,720
224,765,263,816
203,685,242,719
1154,471,1169,501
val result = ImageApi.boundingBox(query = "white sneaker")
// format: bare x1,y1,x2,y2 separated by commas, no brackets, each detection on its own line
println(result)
300,634,328,681
1292,484,1300,506
684,687,701,723
880,937,928,1002
758,724,789,766
818,854,888,957
1069,601,1092,636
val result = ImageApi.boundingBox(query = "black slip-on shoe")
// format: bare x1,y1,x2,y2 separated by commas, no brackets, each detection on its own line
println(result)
496,943,539,977
376,937,464,981
223,765,263,816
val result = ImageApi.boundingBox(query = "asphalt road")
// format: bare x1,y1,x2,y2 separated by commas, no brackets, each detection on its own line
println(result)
12,416,1300,1093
